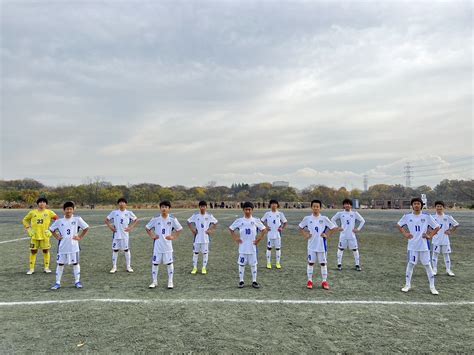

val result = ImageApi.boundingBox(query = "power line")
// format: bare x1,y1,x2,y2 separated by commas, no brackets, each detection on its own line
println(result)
411,156,473,169
411,160,473,173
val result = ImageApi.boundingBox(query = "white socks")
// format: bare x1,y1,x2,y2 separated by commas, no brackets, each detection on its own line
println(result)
112,251,118,267
353,250,360,266
276,250,281,263
266,250,271,264
251,265,257,282
337,249,343,265
193,253,199,268
307,265,314,281
239,265,245,282
56,265,64,284
73,264,81,283
152,264,159,283
124,250,131,269
405,262,415,287
432,252,439,270
203,253,209,267
321,265,328,282
443,253,451,271
167,264,174,283
424,264,435,288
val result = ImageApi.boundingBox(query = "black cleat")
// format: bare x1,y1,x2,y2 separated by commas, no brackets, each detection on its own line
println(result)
252,281,261,289
337,264,342,271
355,265,361,271
238,281,245,288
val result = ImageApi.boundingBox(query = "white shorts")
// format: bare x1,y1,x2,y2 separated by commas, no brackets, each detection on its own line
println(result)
267,238,281,249
407,250,431,265
193,242,209,254
338,238,358,250
112,237,129,251
152,252,174,265
57,252,79,265
238,253,257,266
307,251,327,264
432,244,451,254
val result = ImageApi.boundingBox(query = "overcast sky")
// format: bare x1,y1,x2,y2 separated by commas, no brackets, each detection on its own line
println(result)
1,0,472,189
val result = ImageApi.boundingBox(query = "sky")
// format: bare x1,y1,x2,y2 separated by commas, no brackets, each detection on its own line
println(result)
1,0,472,189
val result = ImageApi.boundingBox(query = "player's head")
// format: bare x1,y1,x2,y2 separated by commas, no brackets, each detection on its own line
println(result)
36,197,48,209
435,200,445,212
159,200,171,214
117,197,127,209
269,199,279,210
342,198,352,211
63,201,75,216
410,197,423,212
242,201,254,217
311,200,322,214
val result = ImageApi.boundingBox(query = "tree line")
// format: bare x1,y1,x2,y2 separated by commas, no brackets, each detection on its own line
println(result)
0,178,472,208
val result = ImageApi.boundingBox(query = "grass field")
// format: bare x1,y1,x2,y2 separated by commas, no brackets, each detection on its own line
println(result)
1,208,473,353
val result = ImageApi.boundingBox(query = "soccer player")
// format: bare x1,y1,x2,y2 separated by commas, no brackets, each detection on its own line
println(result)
187,201,218,275
299,199,337,290
397,197,440,295
49,201,89,289
331,199,366,271
105,198,139,273
229,202,267,288
22,197,58,274
261,199,287,269
431,200,459,277
145,201,183,289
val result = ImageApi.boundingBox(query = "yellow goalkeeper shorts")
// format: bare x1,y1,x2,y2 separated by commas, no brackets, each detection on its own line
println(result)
30,238,51,250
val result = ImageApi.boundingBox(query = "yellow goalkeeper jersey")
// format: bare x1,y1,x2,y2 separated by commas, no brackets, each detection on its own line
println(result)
22,209,58,240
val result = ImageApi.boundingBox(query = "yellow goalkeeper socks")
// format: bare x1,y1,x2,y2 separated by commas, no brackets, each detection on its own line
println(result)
43,251,50,269
29,252,37,271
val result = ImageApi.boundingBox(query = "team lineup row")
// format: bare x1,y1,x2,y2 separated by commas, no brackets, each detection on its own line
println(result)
22,197,459,294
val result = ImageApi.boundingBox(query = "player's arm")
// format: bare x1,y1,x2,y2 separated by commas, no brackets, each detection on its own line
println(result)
125,218,139,232
187,222,198,236
446,225,458,236
104,218,116,232
229,227,242,244
206,223,217,236
299,227,311,240
165,228,182,241
331,213,343,231
73,227,89,241
22,212,35,237
254,226,267,245
354,213,366,233
397,225,413,239
146,227,158,240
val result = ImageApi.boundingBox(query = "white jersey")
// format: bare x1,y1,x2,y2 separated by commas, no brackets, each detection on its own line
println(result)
187,212,218,244
299,214,336,253
431,213,459,246
397,213,439,251
261,210,287,239
106,209,138,239
145,215,183,253
229,217,266,254
331,211,365,240
49,216,89,254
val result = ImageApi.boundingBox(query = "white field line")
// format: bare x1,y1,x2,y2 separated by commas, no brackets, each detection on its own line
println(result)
0,298,473,307
0,210,235,245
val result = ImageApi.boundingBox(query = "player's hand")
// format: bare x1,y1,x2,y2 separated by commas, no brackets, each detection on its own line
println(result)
165,235,174,240
45,230,53,238
352,228,359,234
109,226,117,232
422,233,432,240
237,238,243,244
124,227,132,232
27,229,35,238
303,232,311,239
338,227,344,232
445,230,452,236
153,235,159,240
72,235,81,241
278,227,283,232
404,232,413,239
253,239,261,245
321,233,328,238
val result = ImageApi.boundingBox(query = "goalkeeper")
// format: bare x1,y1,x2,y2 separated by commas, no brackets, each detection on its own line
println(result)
22,197,58,274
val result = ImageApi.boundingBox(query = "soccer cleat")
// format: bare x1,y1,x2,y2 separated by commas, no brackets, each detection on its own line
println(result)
276,263,281,269
447,270,455,277
430,287,439,295
266,263,272,269
126,267,134,273
75,281,83,289
167,280,174,289
306,280,313,289
148,283,157,289
337,264,342,271
44,268,52,273
238,281,245,288
252,281,261,289
432,268,437,276
50,283,61,290
201,267,207,275
191,267,198,275
355,265,362,271
401,285,410,293
322,281,330,290
26,269,34,275
109,267,117,274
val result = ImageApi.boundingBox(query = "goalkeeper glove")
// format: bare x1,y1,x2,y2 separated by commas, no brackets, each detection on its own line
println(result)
27,229,35,238
45,230,53,238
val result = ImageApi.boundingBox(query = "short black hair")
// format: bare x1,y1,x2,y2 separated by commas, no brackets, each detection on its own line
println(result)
117,197,127,204
434,200,445,207
63,201,75,210
198,200,207,207
342,199,353,206
36,197,48,205
160,200,171,208
242,201,254,209
269,199,279,208
311,199,322,207
410,197,424,206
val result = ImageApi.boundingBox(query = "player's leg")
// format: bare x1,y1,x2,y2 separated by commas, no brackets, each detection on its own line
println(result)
28,240,39,274
266,239,273,269
337,239,346,270
249,253,259,287
402,251,416,292
201,243,209,274
442,245,454,276
111,238,119,273
307,251,315,289
149,252,161,288
318,252,329,290
71,253,82,288
166,253,174,289
40,238,52,273
421,252,437,294
238,254,246,287
191,242,199,274
275,238,282,269
124,237,132,272
431,245,440,275
51,254,65,289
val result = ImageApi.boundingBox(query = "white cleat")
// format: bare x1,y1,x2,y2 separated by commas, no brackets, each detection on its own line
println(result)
167,281,174,289
44,268,52,273
109,267,117,274
126,267,134,273
26,270,34,275
401,285,410,293
148,283,157,289
430,287,439,295
447,270,455,277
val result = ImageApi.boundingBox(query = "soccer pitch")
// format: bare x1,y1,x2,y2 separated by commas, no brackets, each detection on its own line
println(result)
1,208,473,353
